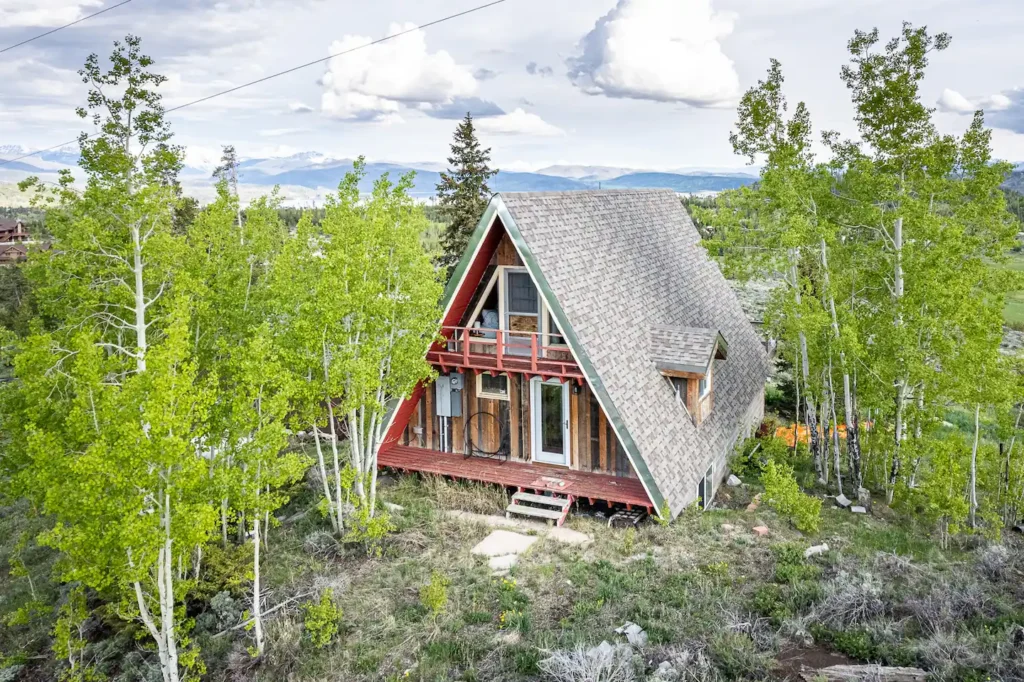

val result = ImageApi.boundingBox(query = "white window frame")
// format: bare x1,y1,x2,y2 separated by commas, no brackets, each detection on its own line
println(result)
698,463,714,510
541,304,568,349
699,375,710,399
476,372,510,400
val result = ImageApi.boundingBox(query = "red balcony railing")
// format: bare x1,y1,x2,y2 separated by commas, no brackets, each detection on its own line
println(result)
427,325,583,381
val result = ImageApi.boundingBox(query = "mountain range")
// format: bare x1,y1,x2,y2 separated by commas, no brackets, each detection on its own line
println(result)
0,146,759,199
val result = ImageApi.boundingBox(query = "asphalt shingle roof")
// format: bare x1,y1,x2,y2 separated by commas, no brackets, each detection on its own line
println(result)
497,189,768,515
649,325,724,375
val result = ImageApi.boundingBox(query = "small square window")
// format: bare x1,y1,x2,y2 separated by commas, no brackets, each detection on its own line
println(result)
477,373,509,400
699,376,710,398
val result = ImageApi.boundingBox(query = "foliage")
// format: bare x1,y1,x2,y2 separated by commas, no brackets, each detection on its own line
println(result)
435,113,497,275
705,21,1022,540
301,589,342,649
419,571,450,619
274,158,442,533
761,461,822,532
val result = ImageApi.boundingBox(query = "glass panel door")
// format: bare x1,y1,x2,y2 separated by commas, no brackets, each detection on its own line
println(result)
531,377,569,465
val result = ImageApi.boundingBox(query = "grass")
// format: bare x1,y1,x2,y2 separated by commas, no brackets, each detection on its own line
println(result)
3,472,1024,681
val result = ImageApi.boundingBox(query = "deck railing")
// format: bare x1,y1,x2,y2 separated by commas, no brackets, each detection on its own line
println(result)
427,325,583,380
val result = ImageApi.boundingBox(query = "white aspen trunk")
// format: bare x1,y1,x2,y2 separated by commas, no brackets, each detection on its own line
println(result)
326,400,346,531
889,382,905,505
791,258,823,482
888,217,906,505
161,492,179,680
312,423,339,534
970,404,980,528
793,349,801,452
827,362,843,496
220,499,229,548
131,224,147,372
252,516,264,657
1004,406,1023,525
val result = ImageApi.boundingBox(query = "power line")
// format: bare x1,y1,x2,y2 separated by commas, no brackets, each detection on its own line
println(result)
0,0,135,55
0,0,508,168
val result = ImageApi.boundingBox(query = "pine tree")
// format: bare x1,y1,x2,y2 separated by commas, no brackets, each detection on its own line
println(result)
436,113,497,275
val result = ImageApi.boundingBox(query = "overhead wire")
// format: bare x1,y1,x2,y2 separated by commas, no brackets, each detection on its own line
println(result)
0,0,135,55
0,0,508,168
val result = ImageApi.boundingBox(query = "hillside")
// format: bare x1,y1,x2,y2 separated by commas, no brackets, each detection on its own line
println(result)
0,147,759,202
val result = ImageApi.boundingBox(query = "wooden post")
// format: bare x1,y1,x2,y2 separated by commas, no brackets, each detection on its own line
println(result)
496,330,504,370
461,327,469,365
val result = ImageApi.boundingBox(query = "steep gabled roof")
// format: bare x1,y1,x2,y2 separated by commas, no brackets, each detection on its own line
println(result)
650,325,728,376
479,189,768,516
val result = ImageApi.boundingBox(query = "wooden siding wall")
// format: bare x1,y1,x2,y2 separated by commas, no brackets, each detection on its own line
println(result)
401,371,635,478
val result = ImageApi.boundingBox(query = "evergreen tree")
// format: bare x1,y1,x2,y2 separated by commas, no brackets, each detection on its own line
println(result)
436,113,497,275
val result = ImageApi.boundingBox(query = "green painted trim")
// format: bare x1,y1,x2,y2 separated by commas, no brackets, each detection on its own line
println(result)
495,199,667,515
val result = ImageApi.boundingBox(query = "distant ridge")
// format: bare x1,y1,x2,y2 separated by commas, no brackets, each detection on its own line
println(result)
0,146,760,197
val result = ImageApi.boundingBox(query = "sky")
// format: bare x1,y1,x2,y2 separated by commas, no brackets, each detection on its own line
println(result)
1,0,1023,173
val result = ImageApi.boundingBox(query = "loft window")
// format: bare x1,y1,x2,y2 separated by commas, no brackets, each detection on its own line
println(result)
506,272,538,314
477,373,509,400
699,375,710,398
547,310,566,346
667,376,687,405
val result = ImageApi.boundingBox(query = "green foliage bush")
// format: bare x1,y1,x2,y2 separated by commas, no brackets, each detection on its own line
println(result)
760,461,822,532
419,571,450,618
301,589,342,649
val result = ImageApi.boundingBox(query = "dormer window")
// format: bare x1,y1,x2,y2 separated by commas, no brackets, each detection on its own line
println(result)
650,325,727,426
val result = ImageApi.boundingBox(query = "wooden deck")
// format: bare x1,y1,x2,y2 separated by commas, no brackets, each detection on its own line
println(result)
379,444,653,511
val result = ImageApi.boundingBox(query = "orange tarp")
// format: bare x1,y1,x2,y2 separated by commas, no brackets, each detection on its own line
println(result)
775,423,869,447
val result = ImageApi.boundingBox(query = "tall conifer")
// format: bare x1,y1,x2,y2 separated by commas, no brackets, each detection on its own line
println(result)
436,113,497,275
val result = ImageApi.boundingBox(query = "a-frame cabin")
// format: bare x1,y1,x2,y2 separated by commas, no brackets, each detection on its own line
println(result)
379,190,768,523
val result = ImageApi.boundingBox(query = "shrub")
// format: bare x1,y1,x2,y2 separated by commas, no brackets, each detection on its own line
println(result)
760,461,821,532
814,571,885,628
709,631,772,679
538,644,638,682
420,571,450,618
343,505,395,558
301,588,342,649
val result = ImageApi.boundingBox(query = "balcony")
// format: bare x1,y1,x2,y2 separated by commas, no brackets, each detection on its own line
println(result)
427,325,584,382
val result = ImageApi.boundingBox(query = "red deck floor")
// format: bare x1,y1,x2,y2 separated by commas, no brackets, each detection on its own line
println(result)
379,444,653,510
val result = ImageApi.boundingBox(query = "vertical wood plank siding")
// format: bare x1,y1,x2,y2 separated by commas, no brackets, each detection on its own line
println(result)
402,371,634,477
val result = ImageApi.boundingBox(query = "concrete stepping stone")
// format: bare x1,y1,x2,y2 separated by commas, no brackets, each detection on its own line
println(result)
471,530,538,558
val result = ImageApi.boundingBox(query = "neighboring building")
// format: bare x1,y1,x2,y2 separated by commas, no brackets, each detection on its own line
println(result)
0,219,32,264
380,190,768,522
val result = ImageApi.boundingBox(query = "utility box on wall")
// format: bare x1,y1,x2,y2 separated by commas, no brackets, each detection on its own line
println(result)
434,373,464,418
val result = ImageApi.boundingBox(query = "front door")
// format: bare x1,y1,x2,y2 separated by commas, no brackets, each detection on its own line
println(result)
530,377,569,466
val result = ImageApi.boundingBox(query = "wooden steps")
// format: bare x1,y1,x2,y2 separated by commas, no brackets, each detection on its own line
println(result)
506,491,573,526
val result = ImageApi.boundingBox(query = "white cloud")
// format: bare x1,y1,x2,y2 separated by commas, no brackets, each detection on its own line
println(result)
936,88,975,114
320,22,478,121
937,88,1013,114
0,0,100,27
289,102,314,114
566,0,740,108
476,108,564,137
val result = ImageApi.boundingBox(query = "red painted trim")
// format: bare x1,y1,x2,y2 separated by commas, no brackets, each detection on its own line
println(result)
382,217,505,449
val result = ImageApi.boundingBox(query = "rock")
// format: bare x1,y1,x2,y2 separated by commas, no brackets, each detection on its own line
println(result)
382,501,404,513
722,523,736,531
377,473,399,489
804,543,829,558
471,530,539,558
494,630,521,646
851,505,867,514
547,526,592,546
488,554,518,573
615,621,649,647
834,494,852,508
587,640,615,659
727,474,742,487
857,487,872,509
799,663,927,681
752,525,770,537
746,493,762,512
